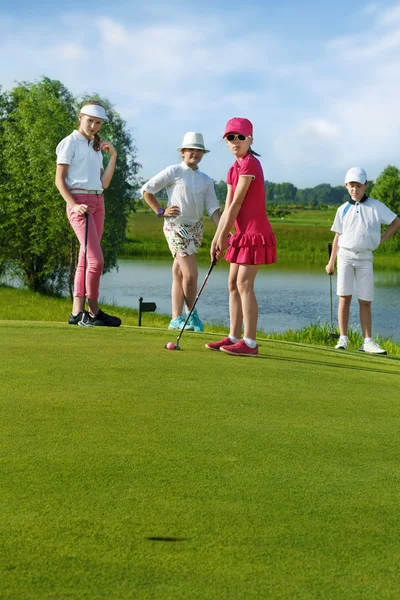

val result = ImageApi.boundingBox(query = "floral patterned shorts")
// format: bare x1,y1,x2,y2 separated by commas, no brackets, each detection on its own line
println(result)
163,220,203,257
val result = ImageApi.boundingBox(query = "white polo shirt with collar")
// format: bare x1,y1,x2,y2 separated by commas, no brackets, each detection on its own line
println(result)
56,130,104,191
331,196,397,259
140,162,220,225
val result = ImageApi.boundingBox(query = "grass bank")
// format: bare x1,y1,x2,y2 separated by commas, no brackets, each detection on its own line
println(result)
122,209,400,268
1,320,400,599
1,285,399,355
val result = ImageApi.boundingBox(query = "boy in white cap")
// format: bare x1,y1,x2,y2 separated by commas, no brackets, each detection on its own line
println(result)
141,133,221,332
326,167,400,354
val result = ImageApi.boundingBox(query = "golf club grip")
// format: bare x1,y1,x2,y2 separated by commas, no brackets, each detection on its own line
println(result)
328,242,332,258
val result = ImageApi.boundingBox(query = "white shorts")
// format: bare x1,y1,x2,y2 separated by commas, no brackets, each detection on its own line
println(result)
337,249,374,301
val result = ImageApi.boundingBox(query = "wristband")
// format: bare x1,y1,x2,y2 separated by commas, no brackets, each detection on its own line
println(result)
157,208,165,218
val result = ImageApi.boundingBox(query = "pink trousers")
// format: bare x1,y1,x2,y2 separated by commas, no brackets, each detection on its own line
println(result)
67,193,105,299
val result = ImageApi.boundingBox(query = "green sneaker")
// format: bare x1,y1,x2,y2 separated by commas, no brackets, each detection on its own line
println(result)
188,309,204,332
168,316,194,331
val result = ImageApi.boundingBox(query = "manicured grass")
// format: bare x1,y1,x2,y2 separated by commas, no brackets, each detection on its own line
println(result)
123,209,400,268
1,321,400,599
2,285,400,355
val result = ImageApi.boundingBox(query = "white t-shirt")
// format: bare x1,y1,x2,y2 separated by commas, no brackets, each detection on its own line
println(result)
331,197,397,255
140,162,220,225
56,130,104,191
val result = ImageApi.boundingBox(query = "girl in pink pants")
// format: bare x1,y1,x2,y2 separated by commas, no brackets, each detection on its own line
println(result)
55,100,121,327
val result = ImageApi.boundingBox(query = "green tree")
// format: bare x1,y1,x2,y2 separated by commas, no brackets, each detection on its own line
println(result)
371,166,400,214
214,180,227,206
0,78,76,293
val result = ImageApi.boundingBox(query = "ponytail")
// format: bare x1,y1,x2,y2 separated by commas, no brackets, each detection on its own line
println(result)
248,147,261,157
93,133,101,152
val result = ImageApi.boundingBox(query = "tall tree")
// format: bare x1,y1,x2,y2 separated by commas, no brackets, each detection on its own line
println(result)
370,166,400,214
0,78,76,293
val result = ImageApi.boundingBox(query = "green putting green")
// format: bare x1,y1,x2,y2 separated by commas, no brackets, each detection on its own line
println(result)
1,322,399,599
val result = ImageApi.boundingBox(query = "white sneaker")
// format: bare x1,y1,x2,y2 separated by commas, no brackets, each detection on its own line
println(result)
335,338,348,350
359,341,387,355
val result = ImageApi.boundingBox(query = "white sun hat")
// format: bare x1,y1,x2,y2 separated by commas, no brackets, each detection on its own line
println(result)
345,167,367,184
177,132,210,153
80,104,108,121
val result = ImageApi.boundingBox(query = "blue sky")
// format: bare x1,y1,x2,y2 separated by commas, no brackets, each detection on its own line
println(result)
1,0,400,187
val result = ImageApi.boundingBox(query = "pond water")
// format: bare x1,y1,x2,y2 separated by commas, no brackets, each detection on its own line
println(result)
100,259,400,342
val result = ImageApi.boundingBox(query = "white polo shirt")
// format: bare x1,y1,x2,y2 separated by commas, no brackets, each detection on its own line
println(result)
331,196,397,257
140,162,220,225
56,130,104,191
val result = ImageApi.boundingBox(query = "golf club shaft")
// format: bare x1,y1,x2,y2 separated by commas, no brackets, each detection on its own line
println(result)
328,242,333,326
176,258,217,346
83,212,89,311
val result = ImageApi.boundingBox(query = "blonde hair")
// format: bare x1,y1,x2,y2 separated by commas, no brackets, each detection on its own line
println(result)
78,99,104,152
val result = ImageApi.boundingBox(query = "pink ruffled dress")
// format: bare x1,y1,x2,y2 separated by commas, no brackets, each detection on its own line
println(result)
224,153,276,265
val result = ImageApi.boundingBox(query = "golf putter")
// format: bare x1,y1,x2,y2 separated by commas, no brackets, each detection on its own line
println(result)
327,242,340,339
167,257,217,350
79,213,93,327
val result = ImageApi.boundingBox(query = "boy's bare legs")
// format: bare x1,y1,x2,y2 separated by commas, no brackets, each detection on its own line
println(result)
338,295,352,336
171,258,184,319
359,299,372,338
228,264,243,339
237,264,260,341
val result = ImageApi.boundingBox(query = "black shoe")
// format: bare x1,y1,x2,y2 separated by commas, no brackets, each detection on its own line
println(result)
89,309,121,327
68,312,84,325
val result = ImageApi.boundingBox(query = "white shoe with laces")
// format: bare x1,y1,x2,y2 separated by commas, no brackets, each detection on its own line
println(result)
335,338,348,350
359,341,387,355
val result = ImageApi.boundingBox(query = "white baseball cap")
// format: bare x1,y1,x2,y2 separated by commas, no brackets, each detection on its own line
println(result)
177,132,209,153
345,167,367,184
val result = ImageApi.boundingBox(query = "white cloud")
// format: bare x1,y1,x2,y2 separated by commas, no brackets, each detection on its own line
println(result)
296,119,339,139
362,2,379,16
57,42,86,60
377,1,400,25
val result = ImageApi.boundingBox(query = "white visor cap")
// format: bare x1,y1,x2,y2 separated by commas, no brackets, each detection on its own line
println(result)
345,167,367,185
80,104,108,121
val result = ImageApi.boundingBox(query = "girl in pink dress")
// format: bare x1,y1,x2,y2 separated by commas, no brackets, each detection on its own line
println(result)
206,117,276,356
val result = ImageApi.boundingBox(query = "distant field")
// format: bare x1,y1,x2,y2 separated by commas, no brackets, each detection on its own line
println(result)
123,208,400,268
1,320,400,599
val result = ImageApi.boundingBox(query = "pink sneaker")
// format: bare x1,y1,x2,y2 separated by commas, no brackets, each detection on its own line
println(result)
205,337,234,351
220,339,258,357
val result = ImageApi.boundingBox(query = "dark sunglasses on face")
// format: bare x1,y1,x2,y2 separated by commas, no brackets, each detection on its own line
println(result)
226,133,247,142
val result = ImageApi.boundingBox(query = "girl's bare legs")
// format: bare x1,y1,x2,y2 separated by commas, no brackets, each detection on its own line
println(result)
359,299,372,338
72,296,100,315
171,258,184,319
175,254,198,311
237,264,260,340
338,295,351,336
228,264,243,339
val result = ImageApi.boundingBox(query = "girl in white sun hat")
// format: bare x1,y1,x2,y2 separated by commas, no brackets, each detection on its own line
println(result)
141,132,221,332
55,99,121,327
326,166,400,354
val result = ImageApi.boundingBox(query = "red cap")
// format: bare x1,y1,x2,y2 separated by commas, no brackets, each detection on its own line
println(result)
223,117,253,138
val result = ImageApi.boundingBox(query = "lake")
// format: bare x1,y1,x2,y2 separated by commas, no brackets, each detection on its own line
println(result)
101,259,400,342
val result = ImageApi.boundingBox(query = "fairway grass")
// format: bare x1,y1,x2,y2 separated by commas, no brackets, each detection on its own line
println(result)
1,322,400,599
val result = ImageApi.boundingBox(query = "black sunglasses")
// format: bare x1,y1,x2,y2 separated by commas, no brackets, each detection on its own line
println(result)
226,133,247,142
